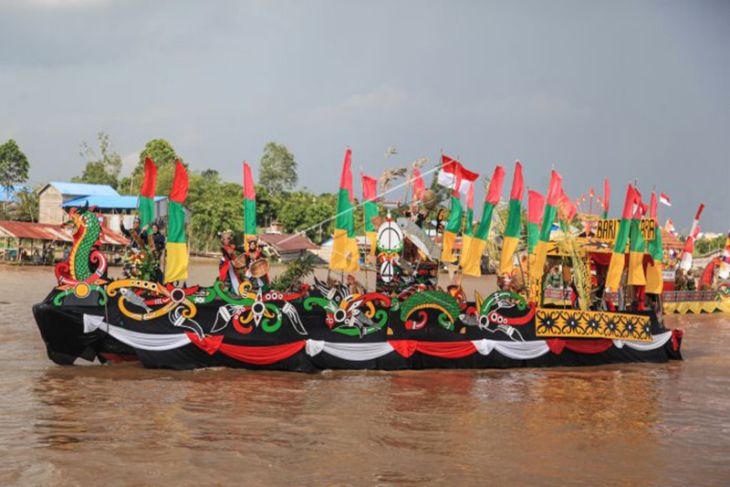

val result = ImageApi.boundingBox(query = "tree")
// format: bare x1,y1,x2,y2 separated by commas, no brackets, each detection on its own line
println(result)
694,235,726,256
120,139,181,195
254,184,280,228
0,139,29,215
187,172,244,252
277,191,336,243
11,187,39,222
259,142,297,195
73,132,122,188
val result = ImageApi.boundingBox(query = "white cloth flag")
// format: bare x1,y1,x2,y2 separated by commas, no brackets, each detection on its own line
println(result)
437,170,471,194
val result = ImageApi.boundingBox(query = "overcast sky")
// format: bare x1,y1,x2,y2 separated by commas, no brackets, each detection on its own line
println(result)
1,0,728,231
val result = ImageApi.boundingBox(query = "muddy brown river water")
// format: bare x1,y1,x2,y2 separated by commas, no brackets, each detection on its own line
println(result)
1,263,729,486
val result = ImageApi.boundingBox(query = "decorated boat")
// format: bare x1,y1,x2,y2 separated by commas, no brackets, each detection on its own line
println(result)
660,206,730,314
33,153,683,370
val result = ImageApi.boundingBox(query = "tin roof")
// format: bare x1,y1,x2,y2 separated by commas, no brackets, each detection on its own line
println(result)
46,182,120,197
259,233,318,253
62,195,166,210
0,220,128,246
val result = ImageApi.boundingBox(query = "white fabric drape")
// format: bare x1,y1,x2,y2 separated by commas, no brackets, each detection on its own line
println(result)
306,340,395,361
616,331,672,351
81,314,675,359
83,315,192,351
472,339,551,360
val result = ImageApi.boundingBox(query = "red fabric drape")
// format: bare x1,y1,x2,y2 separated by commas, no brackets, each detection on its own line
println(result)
671,329,684,351
218,340,306,364
186,333,224,355
388,340,418,358
388,340,477,359
547,338,613,355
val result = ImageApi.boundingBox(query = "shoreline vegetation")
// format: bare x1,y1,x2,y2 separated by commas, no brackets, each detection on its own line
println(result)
1,134,728,258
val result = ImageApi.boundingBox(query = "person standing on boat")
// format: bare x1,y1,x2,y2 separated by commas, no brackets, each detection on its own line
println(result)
243,236,270,291
147,221,166,282
219,230,245,292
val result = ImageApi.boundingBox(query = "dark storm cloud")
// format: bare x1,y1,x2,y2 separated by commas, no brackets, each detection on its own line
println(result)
1,0,728,230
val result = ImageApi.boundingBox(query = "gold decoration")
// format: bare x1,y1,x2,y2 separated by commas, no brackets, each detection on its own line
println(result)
535,308,651,342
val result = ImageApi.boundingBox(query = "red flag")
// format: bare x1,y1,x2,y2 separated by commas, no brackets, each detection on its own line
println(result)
528,190,545,225
695,203,705,221
510,161,524,201
411,167,425,201
140,157,157,199
546,170,563,207
620,184,636,220
339,148,354,203
243,162,256,200
169,160,189,203
632,188,647,218
558,187,577,221
485,166,505,204
603,178,610,213
362,174,378,202
650,192,658,220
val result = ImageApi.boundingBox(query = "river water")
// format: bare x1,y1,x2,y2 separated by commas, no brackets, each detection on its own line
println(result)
1,263,729,486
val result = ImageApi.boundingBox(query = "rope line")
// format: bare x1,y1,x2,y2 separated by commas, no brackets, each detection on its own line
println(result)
278,163,443,245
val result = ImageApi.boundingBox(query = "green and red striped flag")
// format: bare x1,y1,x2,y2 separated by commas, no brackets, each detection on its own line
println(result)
243,162,256,244
361,172,379,256
499,161,524,276
533,170,563,280
602,178,610,218
138,157,157,229
330,148,359,272
527,190,545,255
606,184,636,291
627,189,647,286
458,182,475,268
645,192,664,294
164,160,189,283
441,191,463,263
462,165,504,277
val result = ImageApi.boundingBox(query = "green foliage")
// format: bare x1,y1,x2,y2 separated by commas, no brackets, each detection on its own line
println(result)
0,139,29,196
270,253,317,292
11,187,39,222
121,139,181,195
187,171,244,252
259,142,297,195
277,191,336,243
254,184,280,228
73,132,122,188
694,235,727,256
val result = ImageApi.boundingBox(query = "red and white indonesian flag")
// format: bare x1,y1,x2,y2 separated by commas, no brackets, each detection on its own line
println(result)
437,155,479,195
659,192,671,207
679,204,704,272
